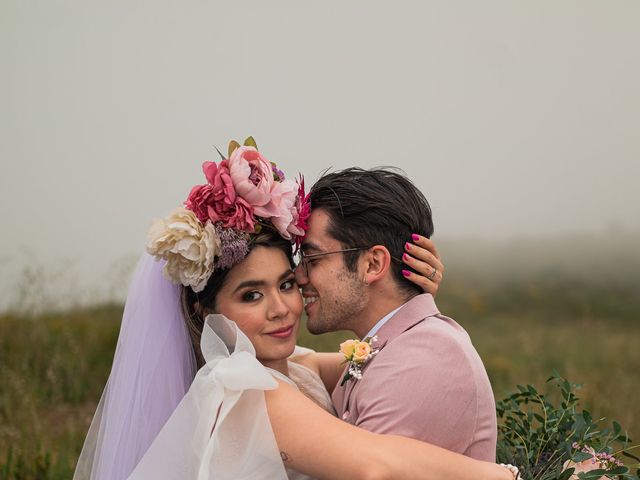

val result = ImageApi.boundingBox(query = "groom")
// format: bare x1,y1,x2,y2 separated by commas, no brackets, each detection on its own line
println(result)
296,168,497,461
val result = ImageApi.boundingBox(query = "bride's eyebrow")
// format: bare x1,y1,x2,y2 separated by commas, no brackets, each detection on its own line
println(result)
232,269,294,294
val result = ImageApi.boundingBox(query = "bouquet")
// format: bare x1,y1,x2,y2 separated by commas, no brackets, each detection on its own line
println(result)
496,372,639,480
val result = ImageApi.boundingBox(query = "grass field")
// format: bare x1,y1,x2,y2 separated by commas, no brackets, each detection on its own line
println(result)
1,272,639,479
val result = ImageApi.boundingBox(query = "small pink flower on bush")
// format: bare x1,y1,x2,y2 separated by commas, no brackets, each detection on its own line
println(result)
563,446,607,480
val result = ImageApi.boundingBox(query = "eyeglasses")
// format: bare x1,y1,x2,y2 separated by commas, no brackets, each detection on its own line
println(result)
295,247,369,277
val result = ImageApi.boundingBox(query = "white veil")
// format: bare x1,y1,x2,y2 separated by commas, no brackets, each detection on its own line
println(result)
74,254,197,479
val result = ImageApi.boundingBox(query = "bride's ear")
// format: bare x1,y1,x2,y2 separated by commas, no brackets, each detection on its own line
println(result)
195,301,218,319
361,245,391,285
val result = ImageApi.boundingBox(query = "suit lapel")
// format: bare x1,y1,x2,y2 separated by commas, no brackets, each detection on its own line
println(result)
332,294,440,418
374,294,439,350
331,365,348,416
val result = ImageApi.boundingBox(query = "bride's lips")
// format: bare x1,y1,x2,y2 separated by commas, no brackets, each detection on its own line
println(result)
265,325,294,339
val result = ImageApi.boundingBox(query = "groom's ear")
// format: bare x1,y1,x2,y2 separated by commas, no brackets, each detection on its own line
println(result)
361,245,392,285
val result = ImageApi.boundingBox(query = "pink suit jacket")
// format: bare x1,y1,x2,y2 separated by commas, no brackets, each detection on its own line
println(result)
331,294,497,461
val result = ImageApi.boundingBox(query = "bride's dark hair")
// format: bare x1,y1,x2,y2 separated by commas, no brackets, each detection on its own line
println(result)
180,231,295,367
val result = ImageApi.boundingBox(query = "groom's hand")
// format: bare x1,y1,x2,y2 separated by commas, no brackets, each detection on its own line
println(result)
402,234,444,297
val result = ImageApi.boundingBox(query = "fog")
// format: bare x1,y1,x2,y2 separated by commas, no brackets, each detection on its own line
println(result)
1,1,639,311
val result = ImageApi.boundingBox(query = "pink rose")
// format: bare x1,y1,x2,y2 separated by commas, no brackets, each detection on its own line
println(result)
228,146,275,215
267,176,310,241
185,183,216,224
185,160,255,232
267,179,300,240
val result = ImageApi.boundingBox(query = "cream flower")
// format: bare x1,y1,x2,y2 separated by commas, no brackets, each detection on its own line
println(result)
146,207,221,292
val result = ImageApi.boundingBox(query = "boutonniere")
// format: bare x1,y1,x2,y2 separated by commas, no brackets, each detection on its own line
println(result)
339,336,379,386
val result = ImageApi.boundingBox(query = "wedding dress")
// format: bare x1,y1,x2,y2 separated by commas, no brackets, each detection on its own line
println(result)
129,314,334,480
281,360,336,416
75,254,335,480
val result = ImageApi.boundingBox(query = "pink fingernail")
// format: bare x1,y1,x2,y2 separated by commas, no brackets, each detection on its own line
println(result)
412,233,420,242
402,269,411,277
405,242,411,251
403,253,409,261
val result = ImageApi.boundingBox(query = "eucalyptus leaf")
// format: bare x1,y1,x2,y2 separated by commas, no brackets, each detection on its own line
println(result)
557,468,575,480
622,450,640,463
572,450,594,462
613,421,622,436
608,465,629,474
577,469,607,479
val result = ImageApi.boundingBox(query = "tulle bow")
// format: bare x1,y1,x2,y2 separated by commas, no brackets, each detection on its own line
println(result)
198,313,277,392
128,314,287,480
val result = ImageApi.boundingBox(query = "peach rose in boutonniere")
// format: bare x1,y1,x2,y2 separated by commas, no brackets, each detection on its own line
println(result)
339,339,358,357
352,341,372,363
339,336,379,386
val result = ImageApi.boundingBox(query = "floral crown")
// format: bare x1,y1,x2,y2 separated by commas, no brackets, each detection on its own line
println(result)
146,137,310,292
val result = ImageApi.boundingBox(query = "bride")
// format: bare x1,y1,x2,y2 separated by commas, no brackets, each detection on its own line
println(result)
74,139,518,480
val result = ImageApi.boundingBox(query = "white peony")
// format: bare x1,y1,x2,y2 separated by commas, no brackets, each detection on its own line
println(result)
146,207,221,292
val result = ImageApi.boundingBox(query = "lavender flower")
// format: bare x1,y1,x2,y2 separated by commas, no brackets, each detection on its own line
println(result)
214,225,250,270
271,163,285,181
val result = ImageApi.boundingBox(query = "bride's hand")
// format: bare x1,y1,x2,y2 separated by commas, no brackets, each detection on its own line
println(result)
402,234,444,296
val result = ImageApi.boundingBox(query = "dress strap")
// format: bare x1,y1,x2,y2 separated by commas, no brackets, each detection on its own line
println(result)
265,366,298,387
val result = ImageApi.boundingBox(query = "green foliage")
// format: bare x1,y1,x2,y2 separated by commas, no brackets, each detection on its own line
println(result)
226,136,257,158
496,372,640,480
1,448,52,480
1,276,639,479
0,305,121,480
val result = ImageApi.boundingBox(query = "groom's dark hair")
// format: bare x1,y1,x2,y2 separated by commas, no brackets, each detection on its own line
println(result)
309,167,434,297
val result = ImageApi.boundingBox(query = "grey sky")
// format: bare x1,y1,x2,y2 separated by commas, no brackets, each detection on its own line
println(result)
1,1,639,310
